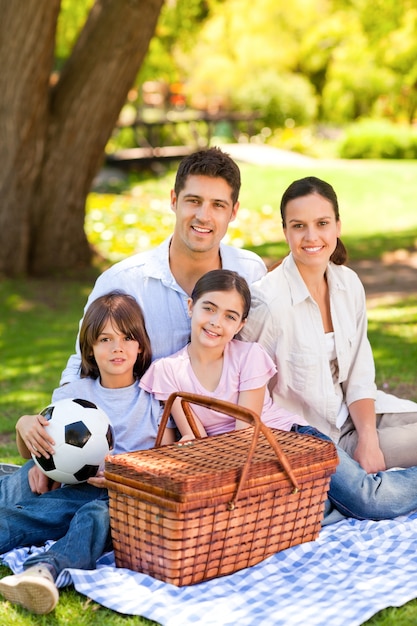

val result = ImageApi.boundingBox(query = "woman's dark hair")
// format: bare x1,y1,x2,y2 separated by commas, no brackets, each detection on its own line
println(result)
191,269,251,320
79,291,152,380
280,176,347,265
174,147,241,205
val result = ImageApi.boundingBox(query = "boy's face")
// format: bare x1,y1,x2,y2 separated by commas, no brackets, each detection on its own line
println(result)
92,319,140,388
170,175,239,255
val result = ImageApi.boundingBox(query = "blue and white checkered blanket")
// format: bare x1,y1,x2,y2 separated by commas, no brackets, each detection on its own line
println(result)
3,512,417,625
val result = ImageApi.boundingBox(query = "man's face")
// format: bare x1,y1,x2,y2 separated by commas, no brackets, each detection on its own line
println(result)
170,175,239,254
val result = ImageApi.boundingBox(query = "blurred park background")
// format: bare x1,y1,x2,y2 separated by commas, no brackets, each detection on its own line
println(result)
1,1,417,623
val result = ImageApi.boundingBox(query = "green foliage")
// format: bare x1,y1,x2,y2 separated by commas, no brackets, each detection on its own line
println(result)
136,0,211,86
170,0,417,126
231,70,318,128
267,126,339,158
55,0,93,68
339,119,417,158
48,0,417,128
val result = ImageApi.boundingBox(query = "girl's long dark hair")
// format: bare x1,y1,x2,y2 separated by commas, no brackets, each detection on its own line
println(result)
79,291,152,380
280,176,347,265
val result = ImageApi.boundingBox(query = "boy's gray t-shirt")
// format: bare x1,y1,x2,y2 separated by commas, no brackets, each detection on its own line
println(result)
52,378,167,453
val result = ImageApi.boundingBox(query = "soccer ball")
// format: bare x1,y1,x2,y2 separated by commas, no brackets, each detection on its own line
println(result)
32,398,114,484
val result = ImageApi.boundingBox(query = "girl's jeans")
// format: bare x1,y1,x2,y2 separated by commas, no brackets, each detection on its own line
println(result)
0,460,111,578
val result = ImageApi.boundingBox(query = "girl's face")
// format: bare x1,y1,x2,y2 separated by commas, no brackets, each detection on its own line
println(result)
283,193,341,270
92,319,141,388
188,289,246,349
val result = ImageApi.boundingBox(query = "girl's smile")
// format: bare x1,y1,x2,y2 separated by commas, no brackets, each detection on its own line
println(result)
188,290,246,351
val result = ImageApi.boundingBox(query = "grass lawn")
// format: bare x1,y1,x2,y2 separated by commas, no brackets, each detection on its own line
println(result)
0,157,417,624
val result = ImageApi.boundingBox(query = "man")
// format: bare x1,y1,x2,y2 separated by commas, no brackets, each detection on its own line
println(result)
61,146,266,384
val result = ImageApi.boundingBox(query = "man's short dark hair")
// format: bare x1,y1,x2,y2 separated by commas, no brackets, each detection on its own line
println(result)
174,147,241,204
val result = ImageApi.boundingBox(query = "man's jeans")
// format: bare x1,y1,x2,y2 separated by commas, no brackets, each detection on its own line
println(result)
0,460,111,577
293,425,417,523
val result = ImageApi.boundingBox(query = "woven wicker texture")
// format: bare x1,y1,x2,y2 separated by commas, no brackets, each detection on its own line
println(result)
105,392,338,586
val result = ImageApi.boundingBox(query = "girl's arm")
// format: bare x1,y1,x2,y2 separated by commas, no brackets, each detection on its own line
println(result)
159,425,177,445
170,397,208,440
236,386,266,430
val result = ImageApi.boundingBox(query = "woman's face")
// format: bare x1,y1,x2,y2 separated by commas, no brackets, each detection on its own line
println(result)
283,193,341,270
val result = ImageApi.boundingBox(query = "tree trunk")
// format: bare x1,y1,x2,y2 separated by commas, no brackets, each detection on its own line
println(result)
0,0,60,276
0,0,164,277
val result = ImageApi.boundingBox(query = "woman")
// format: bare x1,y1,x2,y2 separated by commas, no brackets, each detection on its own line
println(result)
241,176,417,474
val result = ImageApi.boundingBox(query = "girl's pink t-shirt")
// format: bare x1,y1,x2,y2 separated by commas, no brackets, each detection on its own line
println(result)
140,340,306,436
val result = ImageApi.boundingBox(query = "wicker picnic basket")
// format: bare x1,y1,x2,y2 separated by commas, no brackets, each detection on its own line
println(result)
104,392,338,586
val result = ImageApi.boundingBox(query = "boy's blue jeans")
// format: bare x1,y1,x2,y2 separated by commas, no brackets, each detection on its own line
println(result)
0,460,110,578
293,425,417,522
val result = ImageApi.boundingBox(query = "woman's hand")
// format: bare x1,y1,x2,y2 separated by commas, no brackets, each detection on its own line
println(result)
349,398,386,473
353,437,386,473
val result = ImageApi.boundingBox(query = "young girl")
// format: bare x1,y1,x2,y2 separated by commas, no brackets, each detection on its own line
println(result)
141,270,417,527
0,291,174,615
140,269,305,439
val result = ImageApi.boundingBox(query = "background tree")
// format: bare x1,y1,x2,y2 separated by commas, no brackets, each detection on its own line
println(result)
177,0,417,127
0,0,164,277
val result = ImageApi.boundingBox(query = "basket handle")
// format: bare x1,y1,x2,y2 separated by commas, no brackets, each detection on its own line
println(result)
155,391,300,508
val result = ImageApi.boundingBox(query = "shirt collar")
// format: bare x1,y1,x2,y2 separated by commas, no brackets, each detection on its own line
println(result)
283,253,347,306
145,237,172,279
147,237,232,278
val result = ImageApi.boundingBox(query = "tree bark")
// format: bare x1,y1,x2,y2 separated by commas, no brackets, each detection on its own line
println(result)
0,0,164,277
0,0,60,276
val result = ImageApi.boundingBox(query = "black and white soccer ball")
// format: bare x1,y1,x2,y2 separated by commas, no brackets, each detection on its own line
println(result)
32,398,114,484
